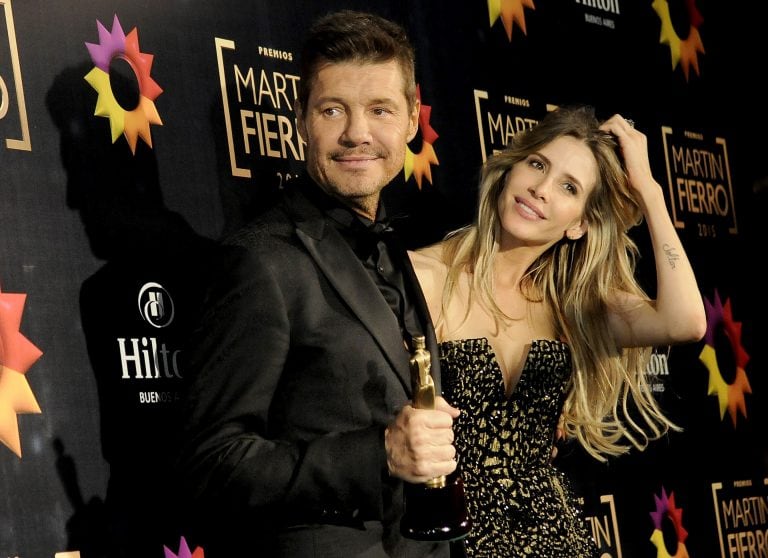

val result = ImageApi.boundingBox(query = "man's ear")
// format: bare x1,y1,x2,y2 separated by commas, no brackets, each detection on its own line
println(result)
295,99,307,142
407,98,420,143
565,219,588,240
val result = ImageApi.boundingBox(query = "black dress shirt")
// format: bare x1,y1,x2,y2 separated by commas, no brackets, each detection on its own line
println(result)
302,181,422,350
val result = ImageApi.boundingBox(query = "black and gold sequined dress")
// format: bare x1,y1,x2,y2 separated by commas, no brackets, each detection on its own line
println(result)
440,338,597,558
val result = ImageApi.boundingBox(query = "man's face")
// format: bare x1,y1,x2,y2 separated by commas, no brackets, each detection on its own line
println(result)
297,60,419,219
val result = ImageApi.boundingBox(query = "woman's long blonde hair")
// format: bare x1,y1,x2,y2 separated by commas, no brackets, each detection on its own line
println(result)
439,106,677,460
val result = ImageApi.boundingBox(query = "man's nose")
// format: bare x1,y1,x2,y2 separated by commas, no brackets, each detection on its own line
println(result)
341,111,372,145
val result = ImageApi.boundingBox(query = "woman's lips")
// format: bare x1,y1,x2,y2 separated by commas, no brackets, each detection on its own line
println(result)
515,196,545,219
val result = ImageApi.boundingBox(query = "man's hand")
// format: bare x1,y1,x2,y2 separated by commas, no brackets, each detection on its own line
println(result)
385,396,459,483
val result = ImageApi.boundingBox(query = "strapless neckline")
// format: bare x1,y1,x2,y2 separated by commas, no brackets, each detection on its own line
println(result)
439,338,568,397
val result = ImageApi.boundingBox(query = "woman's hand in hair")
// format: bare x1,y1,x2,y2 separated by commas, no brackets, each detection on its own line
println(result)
600,114,657,200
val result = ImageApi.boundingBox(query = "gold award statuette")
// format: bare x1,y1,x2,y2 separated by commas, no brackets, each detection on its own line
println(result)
400,335,471,541
409,335,443,489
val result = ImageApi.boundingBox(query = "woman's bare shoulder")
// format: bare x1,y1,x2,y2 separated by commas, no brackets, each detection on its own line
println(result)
409,242,447,272
408,242,449,306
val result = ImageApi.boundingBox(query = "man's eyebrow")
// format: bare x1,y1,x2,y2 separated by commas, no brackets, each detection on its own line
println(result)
368,97,398,105
313,95,345,105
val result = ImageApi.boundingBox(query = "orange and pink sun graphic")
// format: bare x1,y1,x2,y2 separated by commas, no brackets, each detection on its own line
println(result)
164,536,204,558
649,487,689,558
652,0,705,81
404,85,439,189
84,14,163,154
0,285,43,458
698,290,751,427
488,0,535,41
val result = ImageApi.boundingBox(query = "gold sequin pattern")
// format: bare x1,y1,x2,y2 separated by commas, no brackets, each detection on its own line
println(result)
440,338,598,558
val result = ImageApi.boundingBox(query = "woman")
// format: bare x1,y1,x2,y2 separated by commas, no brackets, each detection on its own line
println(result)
408,106,706,556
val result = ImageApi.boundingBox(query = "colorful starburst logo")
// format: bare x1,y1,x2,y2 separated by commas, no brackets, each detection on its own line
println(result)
652,0,705,81
488,0,535,41
0,284,43,458
164,536,204,558
84,14,163,154
698,290,751,427
404,85,439,189
649,487,689,558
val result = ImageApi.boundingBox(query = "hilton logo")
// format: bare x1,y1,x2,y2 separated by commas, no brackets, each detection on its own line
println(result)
117,336,181,380
138,282,174,328
118,282,183,382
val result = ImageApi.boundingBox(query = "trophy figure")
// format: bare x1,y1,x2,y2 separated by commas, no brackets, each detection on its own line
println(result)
400,335,471,541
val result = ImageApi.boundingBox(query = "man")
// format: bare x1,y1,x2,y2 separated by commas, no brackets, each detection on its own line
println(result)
175,10,457,557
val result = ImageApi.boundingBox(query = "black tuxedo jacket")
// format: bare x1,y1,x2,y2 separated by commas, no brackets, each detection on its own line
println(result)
176,179,448,557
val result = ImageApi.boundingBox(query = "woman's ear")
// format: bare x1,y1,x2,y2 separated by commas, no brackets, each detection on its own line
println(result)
565,219,588,240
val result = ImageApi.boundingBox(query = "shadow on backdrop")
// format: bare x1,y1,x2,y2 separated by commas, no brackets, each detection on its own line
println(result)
46,61,217,557
53,437,109,556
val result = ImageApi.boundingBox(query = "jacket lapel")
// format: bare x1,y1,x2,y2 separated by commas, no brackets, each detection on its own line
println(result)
399,251,443,392
285,184,413,393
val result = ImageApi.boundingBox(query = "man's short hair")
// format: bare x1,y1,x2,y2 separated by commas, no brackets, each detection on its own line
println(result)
297,10,417,113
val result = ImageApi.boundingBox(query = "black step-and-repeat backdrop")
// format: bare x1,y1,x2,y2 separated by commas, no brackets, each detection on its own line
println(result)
2,1,766,556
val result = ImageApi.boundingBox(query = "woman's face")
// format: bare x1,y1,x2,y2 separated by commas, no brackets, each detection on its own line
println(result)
497,135,598,250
